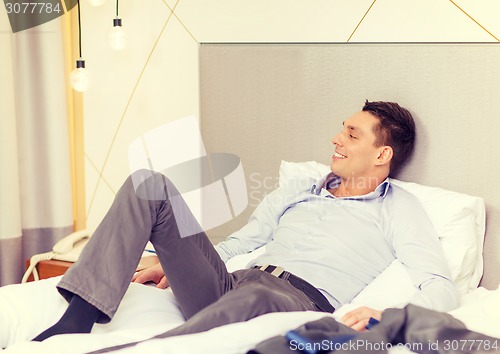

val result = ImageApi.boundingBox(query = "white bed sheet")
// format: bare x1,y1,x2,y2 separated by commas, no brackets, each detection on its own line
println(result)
1,275,499,354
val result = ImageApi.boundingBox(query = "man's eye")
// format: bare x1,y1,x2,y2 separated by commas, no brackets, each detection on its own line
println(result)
349,134,357,139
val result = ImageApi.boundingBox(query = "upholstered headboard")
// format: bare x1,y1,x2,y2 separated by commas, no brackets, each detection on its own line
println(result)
199,43,500,290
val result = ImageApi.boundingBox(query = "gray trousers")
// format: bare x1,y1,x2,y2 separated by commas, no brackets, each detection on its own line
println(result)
57,171,320,350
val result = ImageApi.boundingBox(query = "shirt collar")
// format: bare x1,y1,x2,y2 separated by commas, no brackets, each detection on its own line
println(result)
314,173,390,200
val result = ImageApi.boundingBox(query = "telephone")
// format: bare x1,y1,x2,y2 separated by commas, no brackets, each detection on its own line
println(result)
21,230,92,283
52,229,90,261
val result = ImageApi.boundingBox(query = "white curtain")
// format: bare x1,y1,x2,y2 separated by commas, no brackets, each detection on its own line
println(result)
0,12,74,285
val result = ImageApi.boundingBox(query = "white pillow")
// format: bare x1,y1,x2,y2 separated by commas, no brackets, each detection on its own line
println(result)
226,246,266,272
278,160,486,295
350,259,417,309
390,179,485,294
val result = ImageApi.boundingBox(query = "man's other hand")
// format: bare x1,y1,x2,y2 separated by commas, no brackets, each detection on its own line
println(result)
340,306,382,331
132,262,169,289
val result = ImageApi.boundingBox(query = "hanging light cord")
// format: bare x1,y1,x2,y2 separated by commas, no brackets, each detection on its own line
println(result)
77,0,82,58
116,0,119,17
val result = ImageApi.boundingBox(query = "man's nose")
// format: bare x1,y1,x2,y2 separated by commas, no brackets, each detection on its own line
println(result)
332,132,342,146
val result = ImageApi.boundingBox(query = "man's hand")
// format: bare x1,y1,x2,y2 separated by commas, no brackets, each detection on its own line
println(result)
340,306,382,331
132,262,169,289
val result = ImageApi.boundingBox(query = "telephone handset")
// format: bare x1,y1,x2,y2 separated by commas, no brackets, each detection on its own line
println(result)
21,230,92,283
52,229,90,261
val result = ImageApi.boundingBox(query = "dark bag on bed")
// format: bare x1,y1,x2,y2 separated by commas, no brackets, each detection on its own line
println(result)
248,304,500,354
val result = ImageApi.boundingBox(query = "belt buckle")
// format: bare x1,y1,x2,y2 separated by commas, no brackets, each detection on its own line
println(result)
259,264,285,278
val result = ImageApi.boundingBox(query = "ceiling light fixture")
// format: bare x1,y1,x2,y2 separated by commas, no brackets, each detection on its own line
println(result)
109,0,126,50
70,0,90,92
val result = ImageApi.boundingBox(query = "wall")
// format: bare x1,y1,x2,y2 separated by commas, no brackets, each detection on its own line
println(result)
199,42,500,288
80,0,500,231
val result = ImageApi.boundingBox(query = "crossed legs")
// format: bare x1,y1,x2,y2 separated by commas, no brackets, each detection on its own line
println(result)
35,170,232,341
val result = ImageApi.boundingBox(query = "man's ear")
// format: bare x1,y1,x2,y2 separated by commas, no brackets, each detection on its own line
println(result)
376,146,393,166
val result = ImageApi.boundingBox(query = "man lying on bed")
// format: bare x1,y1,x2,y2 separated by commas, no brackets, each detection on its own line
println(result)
33,100,459,346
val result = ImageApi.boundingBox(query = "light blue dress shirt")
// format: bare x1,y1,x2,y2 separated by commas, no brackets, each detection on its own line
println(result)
215,173,459,312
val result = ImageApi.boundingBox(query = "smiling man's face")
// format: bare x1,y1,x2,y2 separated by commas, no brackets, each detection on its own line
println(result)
330,111,384,180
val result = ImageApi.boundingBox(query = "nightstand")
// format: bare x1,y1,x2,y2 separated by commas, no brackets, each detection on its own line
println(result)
25,259,73,281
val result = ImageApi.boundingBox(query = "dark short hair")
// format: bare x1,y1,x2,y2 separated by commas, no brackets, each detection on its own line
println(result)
362,100,416,177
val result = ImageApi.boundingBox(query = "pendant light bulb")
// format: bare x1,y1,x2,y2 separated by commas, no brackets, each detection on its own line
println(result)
109,18,126,50
88,0,105,6
70,59,91,92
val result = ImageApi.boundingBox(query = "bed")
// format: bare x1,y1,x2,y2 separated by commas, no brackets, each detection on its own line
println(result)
2,43,500,353
1,161,499,353
1,270,500,354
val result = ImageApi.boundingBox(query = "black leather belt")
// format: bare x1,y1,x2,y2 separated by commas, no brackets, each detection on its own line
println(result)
254,264,335,313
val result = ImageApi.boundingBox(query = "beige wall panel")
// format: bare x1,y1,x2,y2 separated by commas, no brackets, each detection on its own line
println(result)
453,0,500,40
85,155,107,216
85,15,199,231
350,0,495,42
165,0,179,11
85,171,116,231
82,0,172,170
175,0,375,42
100,16,199,191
